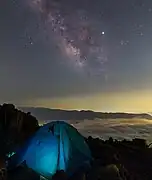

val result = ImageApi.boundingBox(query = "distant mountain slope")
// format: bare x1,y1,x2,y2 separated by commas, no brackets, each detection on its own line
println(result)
19,107,152,121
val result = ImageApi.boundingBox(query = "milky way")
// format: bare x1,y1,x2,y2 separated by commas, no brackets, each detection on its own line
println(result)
25,0,108,78
1,0,152,109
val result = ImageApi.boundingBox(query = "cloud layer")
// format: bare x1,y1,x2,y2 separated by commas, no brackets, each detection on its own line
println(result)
63,119,152,144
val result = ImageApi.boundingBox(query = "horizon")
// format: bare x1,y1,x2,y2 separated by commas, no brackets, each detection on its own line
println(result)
19,105,151,114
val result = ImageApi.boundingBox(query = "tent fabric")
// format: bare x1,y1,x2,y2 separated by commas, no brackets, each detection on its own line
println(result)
8,121,92,179
7,139,31,170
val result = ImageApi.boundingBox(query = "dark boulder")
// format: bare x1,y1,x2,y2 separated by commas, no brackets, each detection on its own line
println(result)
0,104,39,158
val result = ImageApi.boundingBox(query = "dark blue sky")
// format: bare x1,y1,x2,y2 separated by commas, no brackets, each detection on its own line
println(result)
1,0,152,112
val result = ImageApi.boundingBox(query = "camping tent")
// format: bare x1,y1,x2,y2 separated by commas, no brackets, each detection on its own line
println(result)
8,121,92,179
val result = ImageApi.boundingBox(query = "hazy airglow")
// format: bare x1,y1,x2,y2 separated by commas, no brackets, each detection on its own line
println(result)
21,90,152,113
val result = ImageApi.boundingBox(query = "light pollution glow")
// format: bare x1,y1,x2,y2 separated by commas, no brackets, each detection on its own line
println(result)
19,90,152,113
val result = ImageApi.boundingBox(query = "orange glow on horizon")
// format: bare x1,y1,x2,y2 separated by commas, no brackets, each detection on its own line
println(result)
21,90,152,113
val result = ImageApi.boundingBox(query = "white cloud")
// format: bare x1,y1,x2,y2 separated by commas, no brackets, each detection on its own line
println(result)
66,118,152,144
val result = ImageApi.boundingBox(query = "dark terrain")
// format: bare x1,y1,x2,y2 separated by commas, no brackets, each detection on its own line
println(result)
0,104,152,180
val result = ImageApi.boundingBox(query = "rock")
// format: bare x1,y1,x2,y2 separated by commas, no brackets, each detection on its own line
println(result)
88,164,122,180
0,104,39,158
7,166,40,180
70,171,86,180
52,170,67,180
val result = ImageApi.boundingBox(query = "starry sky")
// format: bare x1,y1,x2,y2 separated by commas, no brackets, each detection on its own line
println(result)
1,0,152,112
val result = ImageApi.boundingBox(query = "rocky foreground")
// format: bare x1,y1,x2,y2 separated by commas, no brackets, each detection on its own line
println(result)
7,137,152,180
85,137,152,180
0,104,39,157
0,104,152,180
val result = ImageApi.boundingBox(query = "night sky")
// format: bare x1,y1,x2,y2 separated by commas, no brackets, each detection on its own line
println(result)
1,0,152,112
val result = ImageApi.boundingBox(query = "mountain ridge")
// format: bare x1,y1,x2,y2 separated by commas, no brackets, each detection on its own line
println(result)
19,107,152,121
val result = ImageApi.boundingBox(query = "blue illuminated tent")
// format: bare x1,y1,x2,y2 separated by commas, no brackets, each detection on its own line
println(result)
7,121,92,179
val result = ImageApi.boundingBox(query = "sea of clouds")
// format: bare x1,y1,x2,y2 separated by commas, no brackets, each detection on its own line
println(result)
66,118,152,144
41,118,152,144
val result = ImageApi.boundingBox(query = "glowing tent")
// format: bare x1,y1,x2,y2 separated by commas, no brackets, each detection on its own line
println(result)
8,121,92,179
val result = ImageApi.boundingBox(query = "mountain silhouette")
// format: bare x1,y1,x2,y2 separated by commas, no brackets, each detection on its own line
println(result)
19,107,152,121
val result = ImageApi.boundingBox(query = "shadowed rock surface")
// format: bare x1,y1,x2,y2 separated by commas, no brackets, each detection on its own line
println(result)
86,136,152,180
0,104,39,158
